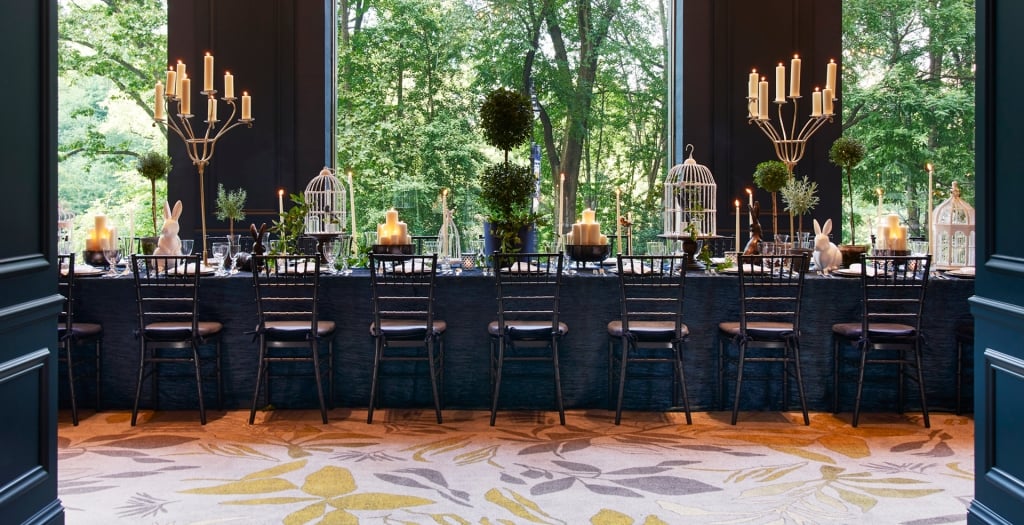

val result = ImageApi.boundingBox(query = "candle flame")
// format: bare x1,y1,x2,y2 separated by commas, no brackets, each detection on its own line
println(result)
205,51,211,56
735,199,740,206
243,91,248,96
926,163,933,172
745,188,753,195
794,54,800,59
278,189,284,197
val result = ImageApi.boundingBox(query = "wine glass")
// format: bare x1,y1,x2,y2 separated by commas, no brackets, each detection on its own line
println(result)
323,238,341,275
181,239,194,256
102,238,122,277
228,242,241,274
211,242,229,276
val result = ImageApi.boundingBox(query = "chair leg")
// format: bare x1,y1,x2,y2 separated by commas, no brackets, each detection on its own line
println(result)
852,342,870,428
131,342,147,426
551,337,565,425
367,337,384,424
94,338,102,413
328,340,335,408
63,339,79,426
249,339,268,425
309,340,328,425
675,341,692,425
731,342,746,425
490,338,506,426
791,340,809,426
191,342,207,425
426,337,443,424
832,338,841,414
913,340,930,428
614,337,629,425
214,338,223,411
956,339,964,415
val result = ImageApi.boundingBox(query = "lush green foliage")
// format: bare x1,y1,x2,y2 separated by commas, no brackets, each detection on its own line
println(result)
214,184,248,238
479,88,534,160
479,162,538,252
830,135,867,244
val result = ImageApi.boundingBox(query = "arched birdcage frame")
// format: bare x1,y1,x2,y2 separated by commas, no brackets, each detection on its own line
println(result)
663,145,717,238
931,181,975,268
304,167,347,235
57,203,75,253
437,190,460,267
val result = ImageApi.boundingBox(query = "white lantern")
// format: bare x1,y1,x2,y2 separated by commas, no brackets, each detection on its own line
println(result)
931,181,975,268
664,145,717,238
437,190,460,267
57,203,75,253
304,167,347,235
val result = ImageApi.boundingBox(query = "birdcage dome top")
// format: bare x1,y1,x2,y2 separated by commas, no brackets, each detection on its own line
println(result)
667,145,716,186
933,181,974,225
663,145,717,237
305,167,345,193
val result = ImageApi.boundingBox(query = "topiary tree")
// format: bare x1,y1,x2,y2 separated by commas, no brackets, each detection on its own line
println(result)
479,87,533,164
214,184,247,239
136,151,171,234
829,136,867,245
753,159,790,239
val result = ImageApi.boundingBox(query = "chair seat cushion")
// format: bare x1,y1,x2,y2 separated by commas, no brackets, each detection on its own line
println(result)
59,322,103,339
144,321,223,340
607,320,688,341
488,320,569,338
832,322,916,339
370,319,447,338
718,321,794,340
266,320,336,339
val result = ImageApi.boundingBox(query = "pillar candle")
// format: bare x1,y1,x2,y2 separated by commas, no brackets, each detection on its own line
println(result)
180,77,191,115
582,208,596,223
616,188,622,254
386,208,399,225
348,171,357,250
790,55,801,97
926,164,934,254
165,68,176,97
154,81,164,120
557,173,565,241
748,69,758,98
758,79,769,119
224,72,234,98
811,88,822,117
241,92,251,120
876,188,883,217
203,53,214,92
278,189,284,216
175,61,186,100
826,59,837,92
735,199,741,252
775,63,786,102
207,97,217,122
822,88,834,116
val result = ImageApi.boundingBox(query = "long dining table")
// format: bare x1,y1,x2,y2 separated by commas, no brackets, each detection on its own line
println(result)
68,265,974,417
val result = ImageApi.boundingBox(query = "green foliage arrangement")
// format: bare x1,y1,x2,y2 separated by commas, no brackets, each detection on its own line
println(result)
829,136,867,245
753,160,791,238
781,175,820,236
136,151,171,233
479,87,537,253
271,193,308,255
214,184,247,239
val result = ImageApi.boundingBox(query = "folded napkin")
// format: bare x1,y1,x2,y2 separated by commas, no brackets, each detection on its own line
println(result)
618,261,653,275
847,263,877,277
394,260,431,274
504,262,543,274
953,266,975,276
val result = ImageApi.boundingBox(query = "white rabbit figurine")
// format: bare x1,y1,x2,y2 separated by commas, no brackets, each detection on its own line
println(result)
153,200,183,260
813,218,842,275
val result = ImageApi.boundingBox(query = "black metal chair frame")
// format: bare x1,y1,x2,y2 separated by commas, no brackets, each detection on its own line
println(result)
130,254,222,425
489,252,567,426
58,253,103,426
608,254,691,425
250,255,335,424
368,253,445,424
832,254,932,428
955,320,974,415
718,253,810,425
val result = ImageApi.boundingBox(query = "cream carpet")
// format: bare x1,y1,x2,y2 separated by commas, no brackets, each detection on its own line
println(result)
58,409,973,524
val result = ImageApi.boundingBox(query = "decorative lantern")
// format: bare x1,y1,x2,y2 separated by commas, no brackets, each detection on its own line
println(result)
437,189,460,267
664,145,717,238
57,203,75,254
304,167,347,236
931,181,975,268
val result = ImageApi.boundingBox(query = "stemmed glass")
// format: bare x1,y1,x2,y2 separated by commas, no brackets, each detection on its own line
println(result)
102,238,124,277
323,238,341,275
211,242,229,276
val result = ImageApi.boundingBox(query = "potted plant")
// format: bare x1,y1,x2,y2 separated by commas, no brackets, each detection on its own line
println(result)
478,87,538,253
828,136,868,265
780,175,820,250
753,159,790,241
136,151,171,253
214,184,247,240
271,193,308,254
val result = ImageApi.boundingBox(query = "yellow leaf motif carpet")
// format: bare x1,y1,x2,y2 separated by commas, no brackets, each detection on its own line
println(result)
58,409,973,524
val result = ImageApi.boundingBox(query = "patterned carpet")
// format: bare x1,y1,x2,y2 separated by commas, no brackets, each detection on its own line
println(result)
57,409,974,524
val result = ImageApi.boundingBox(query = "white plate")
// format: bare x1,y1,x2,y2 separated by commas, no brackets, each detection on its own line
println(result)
718,264,764,274
72,265,105,276
831,267,881,278
945,268,975,278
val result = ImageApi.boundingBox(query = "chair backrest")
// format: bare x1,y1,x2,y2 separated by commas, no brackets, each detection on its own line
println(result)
859,254,931,334
368,254,438,335
251,254,323,333
58,253,75,334
131,254,203,338
737,253,809,335
615,254,687,339
493,253,564,337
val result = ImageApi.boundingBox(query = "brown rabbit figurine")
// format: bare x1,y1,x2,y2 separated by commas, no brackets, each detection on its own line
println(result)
743,201,762,255
250,223,268,255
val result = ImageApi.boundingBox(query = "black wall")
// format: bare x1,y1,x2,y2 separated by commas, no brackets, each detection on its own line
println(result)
167,1,330,243
683,0,842,239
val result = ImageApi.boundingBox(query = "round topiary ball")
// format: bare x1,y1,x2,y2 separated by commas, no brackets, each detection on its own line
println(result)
479,88,533,155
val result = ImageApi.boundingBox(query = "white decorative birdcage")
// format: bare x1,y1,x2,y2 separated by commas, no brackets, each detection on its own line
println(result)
437,190,460,266
304,167,347,235
57,203,75,253
663,145,717,238
931,181,975,268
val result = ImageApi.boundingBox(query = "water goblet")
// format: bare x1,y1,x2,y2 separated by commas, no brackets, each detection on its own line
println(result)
228,243,241,274
181,239,194,256
102,240,122,277
211,242,229,276
323,238,341,275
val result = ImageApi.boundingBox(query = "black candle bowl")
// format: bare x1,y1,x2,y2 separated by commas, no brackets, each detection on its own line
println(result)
81,250,109,267
566,243,611,263
371,244,414,256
